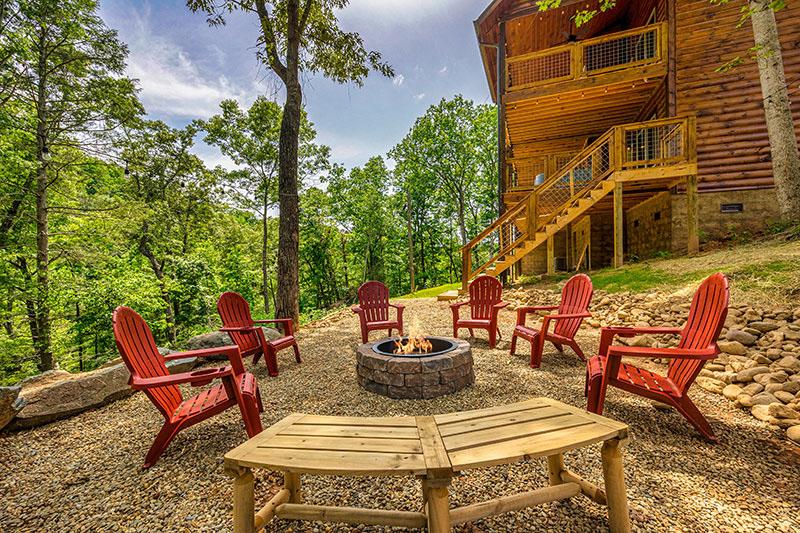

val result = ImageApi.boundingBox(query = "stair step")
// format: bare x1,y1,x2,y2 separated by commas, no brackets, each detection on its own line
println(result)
437,290,460,301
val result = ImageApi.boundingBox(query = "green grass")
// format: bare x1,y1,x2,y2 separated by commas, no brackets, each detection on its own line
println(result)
514,239,800,306
398,282,460,299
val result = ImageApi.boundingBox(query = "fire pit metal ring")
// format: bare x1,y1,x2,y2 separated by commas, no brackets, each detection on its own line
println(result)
357,336,474,400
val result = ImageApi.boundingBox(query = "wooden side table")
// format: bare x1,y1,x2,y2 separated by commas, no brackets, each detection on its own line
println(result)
224,398,631,532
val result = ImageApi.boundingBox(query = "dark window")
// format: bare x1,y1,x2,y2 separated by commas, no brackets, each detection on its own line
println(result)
634,220,640,228
720,203,744,214
654,211,661,221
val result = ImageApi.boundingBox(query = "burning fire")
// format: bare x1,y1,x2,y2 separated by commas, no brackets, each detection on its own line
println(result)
394,320,433,354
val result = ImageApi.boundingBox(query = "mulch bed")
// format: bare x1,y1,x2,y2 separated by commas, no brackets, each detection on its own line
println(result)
1,298,799,531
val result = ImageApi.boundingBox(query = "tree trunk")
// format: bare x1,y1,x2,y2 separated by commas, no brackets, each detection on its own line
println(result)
2,287,14,338
340,233,349,290
749,0,800,222
33,34,53,372
457,192,467,246
406,189,416,293
261,188,271,316
276,76,302,325
139,227,177,342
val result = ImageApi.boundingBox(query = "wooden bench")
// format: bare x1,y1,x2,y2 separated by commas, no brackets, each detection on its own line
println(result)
224,398,631,532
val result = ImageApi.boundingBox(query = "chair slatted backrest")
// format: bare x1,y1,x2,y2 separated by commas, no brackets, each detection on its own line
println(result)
357,281,391,323
669,273,730,392
113,306,182,418
469,276,503,320
217,292,260,354
554,274,593,339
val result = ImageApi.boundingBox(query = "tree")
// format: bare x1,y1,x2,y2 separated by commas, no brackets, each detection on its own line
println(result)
2,0,139,371
199,97,328,315
186,0,393,324
537,0,800,222
118,120,211,343
390,96,498,248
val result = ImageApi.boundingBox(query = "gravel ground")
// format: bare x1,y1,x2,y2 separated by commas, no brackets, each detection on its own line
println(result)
2,298,799,532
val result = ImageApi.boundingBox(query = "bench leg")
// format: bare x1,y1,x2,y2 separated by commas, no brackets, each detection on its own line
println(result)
601,439,631,533
233,469,255,533
285,472,302,503
426,482,451,533
546,453,565,486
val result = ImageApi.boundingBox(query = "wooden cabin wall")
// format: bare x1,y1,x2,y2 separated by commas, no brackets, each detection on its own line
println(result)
676,0,800,191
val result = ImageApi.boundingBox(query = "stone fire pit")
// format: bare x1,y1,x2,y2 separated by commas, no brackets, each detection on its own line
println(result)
356,336,474,399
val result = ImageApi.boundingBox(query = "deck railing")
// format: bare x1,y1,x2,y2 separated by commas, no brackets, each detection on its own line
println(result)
462,116,695,289
506,22,667,92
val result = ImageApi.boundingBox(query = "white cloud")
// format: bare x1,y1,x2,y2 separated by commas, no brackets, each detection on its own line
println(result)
439,66,448,74
393,74,405,86
414,93,426,100
123,7,254,119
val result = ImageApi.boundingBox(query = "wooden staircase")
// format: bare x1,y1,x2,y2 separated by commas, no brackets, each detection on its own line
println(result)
456,116,697,293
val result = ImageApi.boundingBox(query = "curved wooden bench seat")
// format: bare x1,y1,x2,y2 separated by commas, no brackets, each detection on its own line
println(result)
225,398,631,532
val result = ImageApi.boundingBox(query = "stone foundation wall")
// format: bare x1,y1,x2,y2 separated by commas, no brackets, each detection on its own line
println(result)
671,188,780,251
626,192,672,259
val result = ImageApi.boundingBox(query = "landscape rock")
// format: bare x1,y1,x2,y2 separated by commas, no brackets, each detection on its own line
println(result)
775,391,796,404
0,386,25,431
775,355,800,373
742,382,765,395
749,392,780,406
750,404,777,424
184,328,282,360
749,321,779,333
718,340,748,356
722,384,743,401
8,356,197,430
787,425,800,444
735,366,770,383
726,329,757,346
696,377,725,394
768,403,800,420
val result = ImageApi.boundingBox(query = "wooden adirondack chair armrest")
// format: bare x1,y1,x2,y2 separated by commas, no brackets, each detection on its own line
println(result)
163,345,241,361
450,300,470,309
131,366,233,390
544,311,592,320
598,326,684,356
606,345,717,360
493,301,510,310
388,303,405,310
520,305,559,312
254,318,294,336
220,326,255,333
351,305,363,314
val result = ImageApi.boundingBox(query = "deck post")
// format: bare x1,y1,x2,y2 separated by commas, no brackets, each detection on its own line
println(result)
613,181,624,268
285,472,302,503
601,439,631,533
233,469,255,533
687,174,699,255
546,235,555,275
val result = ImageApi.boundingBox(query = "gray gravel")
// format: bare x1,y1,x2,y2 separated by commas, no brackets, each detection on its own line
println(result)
1,297,799,532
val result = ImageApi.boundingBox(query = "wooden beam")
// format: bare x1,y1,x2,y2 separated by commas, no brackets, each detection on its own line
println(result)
667,0,677,116
426,484,451,533
561,470,607,505
614,163,698,182
449,483,580,525
613,181,624,268
687,175,699,255
497,20,507,218
275,503,427,529
546,235,555,275
254,488,290,530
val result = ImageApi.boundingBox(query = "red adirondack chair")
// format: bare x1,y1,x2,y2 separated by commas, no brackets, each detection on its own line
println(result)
217,292,301,377
451,275,508,348
352,281,405,343
510,273,593,368
586,272,729,441
113,306,263,468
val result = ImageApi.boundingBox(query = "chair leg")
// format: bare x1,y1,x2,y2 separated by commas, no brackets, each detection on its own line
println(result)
387,328,393,338
510,333,518,355
569,340,587,362
242,395,263,437
265,346,279,377
453,324,459,339
468,328,475,337
586,365,606,414
252,349,262,366
292,341,302,363
360,328,369,344
531,334,546,368
144,422,180,468
489,328,497,349
553,343,564,353
255,386,264,413
674,396,717,442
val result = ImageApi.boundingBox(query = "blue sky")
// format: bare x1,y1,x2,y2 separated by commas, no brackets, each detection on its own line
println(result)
99,0,495,171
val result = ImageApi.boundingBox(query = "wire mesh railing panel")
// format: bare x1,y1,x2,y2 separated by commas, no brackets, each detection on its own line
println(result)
623,122,685,169
583,27,659,73
507,49,572,89
466,202,528,278
508,158,546,189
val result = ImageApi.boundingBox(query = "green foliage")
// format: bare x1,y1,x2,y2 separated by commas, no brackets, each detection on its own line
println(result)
398,283,461,300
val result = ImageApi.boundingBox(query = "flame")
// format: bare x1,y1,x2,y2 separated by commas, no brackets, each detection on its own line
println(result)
394,319,433,354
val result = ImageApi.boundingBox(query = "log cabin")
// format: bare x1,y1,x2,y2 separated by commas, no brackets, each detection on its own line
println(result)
452,0,800,295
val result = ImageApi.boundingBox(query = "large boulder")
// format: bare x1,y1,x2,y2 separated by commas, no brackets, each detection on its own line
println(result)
184,328,282,360
0,386,25,430
8,356,197,430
